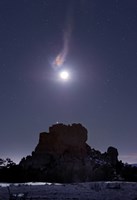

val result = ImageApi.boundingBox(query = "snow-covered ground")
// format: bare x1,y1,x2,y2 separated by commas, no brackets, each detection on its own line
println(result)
0,181,137,200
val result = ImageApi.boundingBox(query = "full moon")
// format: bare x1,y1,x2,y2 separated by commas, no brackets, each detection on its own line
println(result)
59,70,69,80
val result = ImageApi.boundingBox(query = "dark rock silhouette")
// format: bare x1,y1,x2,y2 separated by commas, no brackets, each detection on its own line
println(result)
35,123,88,157
20,123,119,182
107,146,118,166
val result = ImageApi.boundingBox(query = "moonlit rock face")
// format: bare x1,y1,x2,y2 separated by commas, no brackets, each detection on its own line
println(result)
60,71,69,80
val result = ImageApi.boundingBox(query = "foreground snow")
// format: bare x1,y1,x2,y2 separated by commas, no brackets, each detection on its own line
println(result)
0,182,137,200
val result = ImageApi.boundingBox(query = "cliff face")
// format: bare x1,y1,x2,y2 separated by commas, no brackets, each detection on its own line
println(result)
35,123,88,157
20,123,119,182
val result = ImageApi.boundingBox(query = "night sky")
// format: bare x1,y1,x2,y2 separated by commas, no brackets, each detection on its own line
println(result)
0,0,137,164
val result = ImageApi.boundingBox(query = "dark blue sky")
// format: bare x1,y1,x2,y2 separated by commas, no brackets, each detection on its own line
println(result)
0,0,137,164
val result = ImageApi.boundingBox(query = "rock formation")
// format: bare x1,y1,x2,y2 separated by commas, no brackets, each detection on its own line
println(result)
107,146,118,166
20,123,119,182
35,123,88,157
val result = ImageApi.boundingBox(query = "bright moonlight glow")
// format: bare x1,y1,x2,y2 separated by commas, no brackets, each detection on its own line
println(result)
59,71,69,80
